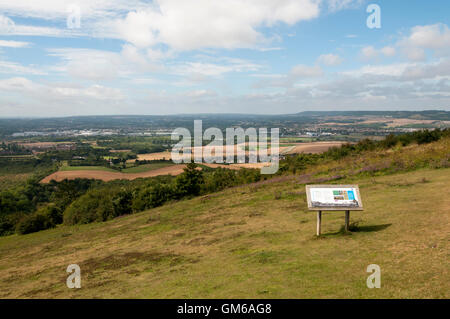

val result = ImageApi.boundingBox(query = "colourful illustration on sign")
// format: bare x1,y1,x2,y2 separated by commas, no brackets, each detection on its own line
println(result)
310,187,360,208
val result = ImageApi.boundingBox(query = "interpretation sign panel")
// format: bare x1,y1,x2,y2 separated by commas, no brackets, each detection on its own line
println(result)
306,185,363,211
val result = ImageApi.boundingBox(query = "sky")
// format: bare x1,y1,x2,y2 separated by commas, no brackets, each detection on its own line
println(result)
0,0,449,117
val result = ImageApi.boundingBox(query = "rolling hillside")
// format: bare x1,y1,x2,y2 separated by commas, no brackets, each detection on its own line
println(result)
0,139,449,298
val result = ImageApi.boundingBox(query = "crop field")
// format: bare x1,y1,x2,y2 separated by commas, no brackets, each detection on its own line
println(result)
41,163,270,183
132,152,173,162
41,165,188,183
121,162,176,173
40,142,349,182
60,166,117,172
132,142,347,162
283,142,348,154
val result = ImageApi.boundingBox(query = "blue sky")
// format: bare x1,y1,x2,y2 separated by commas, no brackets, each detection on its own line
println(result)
0,0,449,116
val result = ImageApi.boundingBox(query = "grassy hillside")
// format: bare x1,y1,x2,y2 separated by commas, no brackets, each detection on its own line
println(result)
0,139,449,298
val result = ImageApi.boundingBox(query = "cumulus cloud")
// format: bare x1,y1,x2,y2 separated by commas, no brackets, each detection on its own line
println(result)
406,23,450,50
361,45,397,60
399,23,450,61
114,0,321,51
47,48,122,80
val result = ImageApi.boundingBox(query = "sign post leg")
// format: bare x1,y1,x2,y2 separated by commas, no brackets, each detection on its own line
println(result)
316,211,322,236
345,210,350,232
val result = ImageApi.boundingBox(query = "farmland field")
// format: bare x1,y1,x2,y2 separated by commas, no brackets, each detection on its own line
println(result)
60,166,117,172
283,142,348,154
121,162,176,173
41,164,188,183
132,142,347,162
41,142,348,182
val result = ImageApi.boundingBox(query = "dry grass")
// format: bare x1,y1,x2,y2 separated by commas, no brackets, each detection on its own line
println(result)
1,167,449,298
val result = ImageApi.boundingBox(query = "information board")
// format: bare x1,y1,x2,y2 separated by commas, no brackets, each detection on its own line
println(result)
306,185,363,211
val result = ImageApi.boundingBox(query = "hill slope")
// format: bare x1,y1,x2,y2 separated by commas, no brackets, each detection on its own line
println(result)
0,164,449,298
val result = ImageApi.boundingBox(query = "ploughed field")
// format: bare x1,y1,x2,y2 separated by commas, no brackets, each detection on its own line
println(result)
40,164,188,183
41,163,270,183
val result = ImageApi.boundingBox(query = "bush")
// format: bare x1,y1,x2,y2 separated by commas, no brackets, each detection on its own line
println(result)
64,188,132,225
16,205,62,235
132,182,176,212
202,168,237,193
175,163,204,197
0,218,15,236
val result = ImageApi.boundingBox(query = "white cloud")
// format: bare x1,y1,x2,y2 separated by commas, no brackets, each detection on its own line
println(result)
120,45,163,72
343,63,410,77
361,46,379,60
399,23,450,61
252,64,323,88
361,46,397,60
291,64,324,77
0,60,45,75
0,1,141,20
173,57,262,80
0,14,68,37
185,89,217,98
0,76,123,100
0,40,31,48
327,0,364,12
343,59,450,82
48,48,122,80
381,46,396,57
406,23,450,50
114,0,321,51
0,76,36,91
317,53,343,66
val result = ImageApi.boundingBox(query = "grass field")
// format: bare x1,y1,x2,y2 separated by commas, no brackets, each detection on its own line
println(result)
121,162,175,173
60,166,117,172
1,167,448,298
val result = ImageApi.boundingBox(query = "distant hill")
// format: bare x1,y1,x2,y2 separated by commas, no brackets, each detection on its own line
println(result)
1,110,449,137
296,110,450,120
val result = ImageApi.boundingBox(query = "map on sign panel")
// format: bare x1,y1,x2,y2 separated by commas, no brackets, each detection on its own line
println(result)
310,187,360,208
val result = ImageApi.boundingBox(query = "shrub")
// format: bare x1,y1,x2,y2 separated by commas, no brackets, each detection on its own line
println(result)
64,188,132,225
15,205,62,235
132,182,175,212
175,163,204,197
202,168,237,193
0,218,15,236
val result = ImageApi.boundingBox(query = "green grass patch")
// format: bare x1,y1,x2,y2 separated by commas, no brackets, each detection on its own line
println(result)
60,166,116,172
122,162,175,173
0,168,448,298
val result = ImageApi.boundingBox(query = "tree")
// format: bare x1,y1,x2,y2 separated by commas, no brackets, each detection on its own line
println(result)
175,163,204,197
